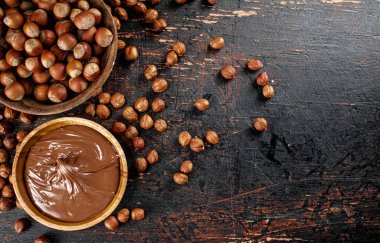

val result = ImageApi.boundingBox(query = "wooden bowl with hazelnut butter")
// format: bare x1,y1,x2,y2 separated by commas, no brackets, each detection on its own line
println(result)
12,117,128,231
0,0,118,115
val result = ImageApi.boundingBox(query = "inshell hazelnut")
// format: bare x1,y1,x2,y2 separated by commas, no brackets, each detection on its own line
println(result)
153,19,167,32
180,160,193,174
125,126,138,140
85,103,96,116
99,92,111,104
5,82,25,101
96,104,111,119
31,9,48,26
0,70,16,86
34,236,52,243
14,218,30,234
95,27,113,47
247,59,263,71
53,1,71,20
190,137,205,153
73,11,96,30
115,7,128,20
77,0,90,11
104,215,119,231
140,114,154,130
262,84,274,99
221,65,237,80
3,134,16,150
110,92,125,109
6,49,23,67
0,121,14,136
210,36,224,50
33,70,50,84
16,130,29,143
132,137,145,152
256,72,269,86
125,46,138,61
166,51,178,66
131,208,145,221
0,163,11,178
19,80,34,96
205,130,219,145
122,106,138,122
146,149,158,164
39,30,56,46
111,121,126,134
134,97,149,112
73,42,92,60
117,208,130,223
48,84,68,103
151,98,165,113
4,106,19,119
57,33,77,51
66,60,83,78
69,77,88,93
144,65,157,81
125,0,138,7
173,41,186,56
207,0,218,5
135,157,148,173
88,8,102,24
178,131,191,147
194,98,209,111
173,173,188,185
0,197,15,211
154,119,167,133
19,113,34,125
78,26,96,43
4,12,24,29
152,78,168,93
118,40,126,50
24,38,43,56
49,63,67,81
144,9,158,23
2,184,15,197
83,62,100,81
34,84,49,101
253,118,268,132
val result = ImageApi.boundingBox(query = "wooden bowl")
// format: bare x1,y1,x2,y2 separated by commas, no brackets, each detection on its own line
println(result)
0,0,118,115
12,117,128,231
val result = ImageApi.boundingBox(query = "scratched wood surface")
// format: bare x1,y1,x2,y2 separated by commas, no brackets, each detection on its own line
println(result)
1,0,380,242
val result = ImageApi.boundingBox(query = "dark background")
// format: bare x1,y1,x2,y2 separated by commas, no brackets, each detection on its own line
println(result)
1,0,380,242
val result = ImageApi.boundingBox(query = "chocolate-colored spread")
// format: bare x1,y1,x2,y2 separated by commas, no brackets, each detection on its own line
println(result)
24,125,119,223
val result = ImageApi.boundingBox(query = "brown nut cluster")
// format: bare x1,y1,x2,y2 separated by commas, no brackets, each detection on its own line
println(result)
0,1,114,104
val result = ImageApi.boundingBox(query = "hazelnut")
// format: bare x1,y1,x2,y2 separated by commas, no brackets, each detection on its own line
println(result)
113,17,121,30
190,137,205,153
0,197,15,211
154,119,168,133
146,150,158,164
207,0,218,4
25,57,43,73
139,114,154,130
125,126,138,140
96,104,111,119
205,131,219,145
132,137,145,152
9,30,27,51
73,42,92,60
19,113,34,125
144,9,158,23
153,19,167,32
179,131,192,147
6,49,23,67
5,82,25,101
152,78,168,93
95,27,113,47
175,0,188,4
111,121,126,134
74,11,96,30
173,173,188,185
19,80,34,96
180,160,193,174
89,8,102,24
210,36,224,50
56,20,75,36
122,106,138,122
144,65,157,81
69,77,88,93
99,92,111,104
0,149,9,163
262,85,274,99
135,157,148,173
221,65,237,80
34,236,51,243
24,38,43,56
53,1,71,20
78,26,97,43
2,184,14,197
66,60,83,78
14,218,30,234
247,59,264,71
85,103,96,116
256,72,269,86
48,84,68,103
134,97,149,113
0,70,16,86
131,208,145,221
104,215,119,231
4,106,19,119
118,40,126,50
57,33,77,51
133,2,147,14
0,121,14,136
33,70,51,84
34,84,49,101
115,7,128,20
31,9,48,26
194,98,209,111
125,0,138,7
39,30,56,46
87,56,100,65
83,62,100,81
70,8,82,21
50,45,68,61
3,134,16,150
4,12,24,29
151,98,165,113
92,43,105,56
16,130,29,143
110,92,125,109
150,0,161,4
49,63,67,81
117,208,130,223
0,163,11,178
125,46,138,61
173,41,186,56
253,118,268,132
166,51,178,66
77,0,90,11
0,59,11,72
109,0,121,7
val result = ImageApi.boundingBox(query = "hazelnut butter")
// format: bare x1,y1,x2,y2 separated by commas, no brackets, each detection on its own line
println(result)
24,125,119,223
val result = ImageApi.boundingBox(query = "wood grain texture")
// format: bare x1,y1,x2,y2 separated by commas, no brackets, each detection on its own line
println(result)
1,0,379,242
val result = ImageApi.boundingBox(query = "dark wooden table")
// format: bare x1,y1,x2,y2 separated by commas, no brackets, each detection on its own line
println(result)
1,0,380,242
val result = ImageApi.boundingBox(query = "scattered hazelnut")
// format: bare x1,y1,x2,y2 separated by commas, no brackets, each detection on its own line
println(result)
139,114,154,130
3,134,16,150
19,113,34,125
221,65,236,80
0,163,11,178
154,119,168,133
256,72,269,86
122,106,139,122
48,84,68,103
194,98,209,111
125,46,138,61
98,92,111,104
16,130,29,143
34,236,51,243
4,106,19,119
133,2,147,14
166,51,178,66
253,118,268,132
111,121,126,134
2,184,15,197
118,40,126,50
144,9,158,23
131,208,145,221
96,104,111,119
247,59,263,71
173,41,186,56
146,149,159,164
153,19,167,32
0,149,9,163
134,97,149,113
14,218,30,234
132,137,145,152
0,197,15,211
190,137,205,153
110,92,125,109
262,85,274,99
117,208,130,223
104,215,119,231
207,0,218,5
115,7,128,21
205,131,219,145
0,121,14,136
125,126,138,140
180,160,193,174
210,36,224,50
152,78,168,93
178,131,191,147
151,98,165,113
144,65,157,81
85,103,96,116
173,173,188,185
135,157,148,173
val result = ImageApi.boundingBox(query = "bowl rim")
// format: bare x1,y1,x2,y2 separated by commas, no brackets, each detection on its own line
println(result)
12,117,128,231
0,0,118,115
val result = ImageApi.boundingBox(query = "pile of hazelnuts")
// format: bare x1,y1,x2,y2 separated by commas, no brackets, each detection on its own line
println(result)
0,0,114,103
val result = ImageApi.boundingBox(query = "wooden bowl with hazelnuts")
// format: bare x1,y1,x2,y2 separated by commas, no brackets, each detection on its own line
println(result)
0,0,118,115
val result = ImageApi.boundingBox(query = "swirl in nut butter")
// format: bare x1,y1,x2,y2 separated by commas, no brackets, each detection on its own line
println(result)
24,125,119,222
